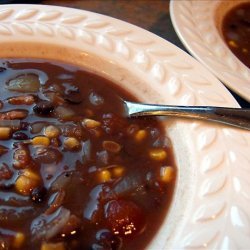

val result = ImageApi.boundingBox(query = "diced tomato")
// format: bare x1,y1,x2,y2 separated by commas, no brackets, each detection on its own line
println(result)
105,199,146,237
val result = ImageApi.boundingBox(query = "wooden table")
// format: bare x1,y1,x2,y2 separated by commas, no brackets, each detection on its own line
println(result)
1,0,249,107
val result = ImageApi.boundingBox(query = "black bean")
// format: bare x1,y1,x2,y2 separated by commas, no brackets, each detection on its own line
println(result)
30,187,47,203
33,101,54,115
96,229,122,250
0,67,6,73
20,121,29,130
12,132,28,140
64,90,83,104
0,163,13,180
229,24,237,30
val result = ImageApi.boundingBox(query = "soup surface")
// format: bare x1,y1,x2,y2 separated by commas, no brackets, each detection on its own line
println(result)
0,59,176,250
222,2,250,68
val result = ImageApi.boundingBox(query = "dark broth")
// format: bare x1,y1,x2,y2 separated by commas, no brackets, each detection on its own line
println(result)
222,2,250,68
0,59,176,250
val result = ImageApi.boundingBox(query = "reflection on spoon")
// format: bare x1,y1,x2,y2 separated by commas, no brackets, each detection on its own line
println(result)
123,100,250,131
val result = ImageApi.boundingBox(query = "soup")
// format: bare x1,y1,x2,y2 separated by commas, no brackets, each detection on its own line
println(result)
0,59,176,250
222,2,250,68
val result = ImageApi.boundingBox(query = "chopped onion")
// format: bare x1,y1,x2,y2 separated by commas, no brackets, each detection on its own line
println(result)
89,91,104,106
82,140,91,163
153,136,172,148
51,173,72,191
30,122,48,134
113,173,144,197
0,120,21,129
31,206,70,240
54,106,75,119
96,150,109,166
6,74,40,93
45,190,66,215
60,214,81,236
83,185,103,221
45,92,65,105
51,171,82,192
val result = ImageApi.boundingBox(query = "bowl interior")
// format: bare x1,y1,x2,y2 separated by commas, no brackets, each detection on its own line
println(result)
214,0,249,37
0,42,191,249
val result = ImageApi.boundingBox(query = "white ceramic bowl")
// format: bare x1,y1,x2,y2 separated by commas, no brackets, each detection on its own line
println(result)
170,0,250,102
0,4,250,250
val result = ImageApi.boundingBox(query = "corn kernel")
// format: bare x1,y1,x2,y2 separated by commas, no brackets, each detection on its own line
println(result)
228,40,238,48
134,129,147,142
242,48,248,54
112,166,125,178
64,137,80,150
41,242,65,250
15,169,40,195
0,127,11,140
97,170,111,183
15,175,35,195
149,148,167,161
12,232,25,248
82,118,101,129
44,125,60,138
160,166,175,183
32,136,50,146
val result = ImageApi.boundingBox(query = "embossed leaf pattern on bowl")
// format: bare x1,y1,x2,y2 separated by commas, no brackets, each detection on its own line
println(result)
0,6,235,106
0,4,249,250
172,125,250,249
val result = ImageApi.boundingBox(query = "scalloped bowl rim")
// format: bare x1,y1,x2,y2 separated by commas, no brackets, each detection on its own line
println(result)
0,4,249,250
170,0,250,102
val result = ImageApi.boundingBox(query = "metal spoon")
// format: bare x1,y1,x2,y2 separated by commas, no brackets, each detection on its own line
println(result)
124,100,250,131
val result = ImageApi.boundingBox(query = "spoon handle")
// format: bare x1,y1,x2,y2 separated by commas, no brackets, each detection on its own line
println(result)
124,101,250,131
